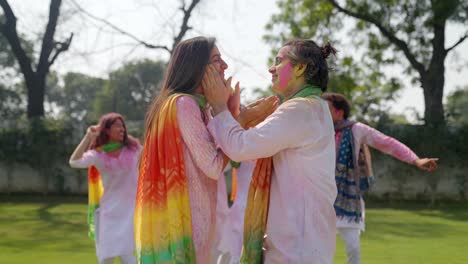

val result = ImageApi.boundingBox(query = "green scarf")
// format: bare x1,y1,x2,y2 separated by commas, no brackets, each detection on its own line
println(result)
290,84,322,100
189,94,207,109
99,142,123,152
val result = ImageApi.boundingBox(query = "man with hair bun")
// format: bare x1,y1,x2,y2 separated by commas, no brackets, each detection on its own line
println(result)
204,38,338,264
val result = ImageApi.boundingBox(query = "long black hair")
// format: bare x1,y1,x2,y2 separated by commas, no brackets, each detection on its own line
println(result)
144,36,216,140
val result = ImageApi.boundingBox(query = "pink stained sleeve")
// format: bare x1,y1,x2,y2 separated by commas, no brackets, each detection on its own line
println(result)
207,99,323,162
176,96,224,180
355,122,419,164
69,149,98,169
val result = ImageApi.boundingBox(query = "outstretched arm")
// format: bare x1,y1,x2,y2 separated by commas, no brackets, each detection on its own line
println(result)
357,123,438,172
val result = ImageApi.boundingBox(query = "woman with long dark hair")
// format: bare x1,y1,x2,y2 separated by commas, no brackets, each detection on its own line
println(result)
134,36,277,264
69,113,141,264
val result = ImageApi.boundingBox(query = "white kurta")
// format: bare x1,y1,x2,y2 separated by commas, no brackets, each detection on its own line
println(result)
208,97,337,264
70,146,141,261
214,160,256,264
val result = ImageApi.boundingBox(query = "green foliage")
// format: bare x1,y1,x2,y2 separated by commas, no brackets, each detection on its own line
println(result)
93,59,165,120
2,36,165,121
445,86,468,125
0,32,16,68
0,118,74,166
371,123,468,201
328,55,403,124
47,72,105,122
0,16,35,70
44,59,165,123
0,16,33,120
0,83,24,120
264,0,338,50
0,118,75,193
265,0,468,124
375,124,468,162
264,0,405,124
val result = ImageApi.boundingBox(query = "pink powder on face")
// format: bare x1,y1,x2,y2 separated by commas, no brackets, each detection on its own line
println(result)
278,62,293,93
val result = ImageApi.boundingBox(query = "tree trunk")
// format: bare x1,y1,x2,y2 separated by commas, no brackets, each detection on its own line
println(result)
25,74,46,118
1,0,69,119
421,75,445,128
421,16,446,128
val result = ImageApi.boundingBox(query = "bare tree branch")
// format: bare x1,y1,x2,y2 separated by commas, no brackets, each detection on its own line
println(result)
37,0,63,76
69,0,171,53
70,0,201,54
48,33,74,67
446,34,468,54
327,0,426,76
1,0,72,117
172,0,201,51
0,0,35,77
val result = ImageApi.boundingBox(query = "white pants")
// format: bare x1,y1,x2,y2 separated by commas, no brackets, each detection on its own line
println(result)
99,255,135,264
337,228,361,264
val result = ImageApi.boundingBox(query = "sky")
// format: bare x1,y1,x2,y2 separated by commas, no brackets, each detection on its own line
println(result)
8,0,468,122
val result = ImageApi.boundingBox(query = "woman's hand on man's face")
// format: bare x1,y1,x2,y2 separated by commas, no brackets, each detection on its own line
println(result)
227,78,241,119
203,64,231,115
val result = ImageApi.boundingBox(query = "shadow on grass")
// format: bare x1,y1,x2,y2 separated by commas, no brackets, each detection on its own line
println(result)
0,200,92,254
366,200,468,222
365,219,454,241
0,194,87,204
36,202,85,228
360,201,468,243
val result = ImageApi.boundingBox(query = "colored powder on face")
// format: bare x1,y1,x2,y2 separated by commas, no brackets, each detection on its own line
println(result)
278,62,293,92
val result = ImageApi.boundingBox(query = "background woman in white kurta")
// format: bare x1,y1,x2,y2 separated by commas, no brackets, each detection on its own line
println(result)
69,113,141,264
204,39,339,264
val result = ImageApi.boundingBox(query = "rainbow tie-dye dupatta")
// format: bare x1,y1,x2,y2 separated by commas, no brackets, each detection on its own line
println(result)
135,94,196,264
240,157,273,264
87,166,104,240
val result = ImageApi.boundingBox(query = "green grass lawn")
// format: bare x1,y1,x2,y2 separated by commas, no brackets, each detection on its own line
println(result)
334,201,468,264
0,196,467,264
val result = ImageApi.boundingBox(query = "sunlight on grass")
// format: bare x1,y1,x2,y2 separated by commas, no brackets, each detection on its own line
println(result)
0,199,96,264
334,203,468,264
0,198,467,264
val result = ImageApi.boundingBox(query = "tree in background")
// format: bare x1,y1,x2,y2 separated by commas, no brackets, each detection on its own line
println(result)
252,53,403,125
70,0,202,55
265,0,468,127
1,0,203,120
446,86,468,125
0,28,23,120
46,72,105,122
0,0,73,118
327,56,403,124
46,59,165,123
93,59,165,121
